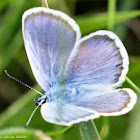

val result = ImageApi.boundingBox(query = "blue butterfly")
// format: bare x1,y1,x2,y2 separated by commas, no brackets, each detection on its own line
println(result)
22,7,137,126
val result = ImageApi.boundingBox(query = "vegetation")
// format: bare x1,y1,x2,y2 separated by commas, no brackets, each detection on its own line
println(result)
0,0,140,139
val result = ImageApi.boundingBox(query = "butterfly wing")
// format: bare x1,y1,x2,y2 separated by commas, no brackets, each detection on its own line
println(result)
40,88,136,126
40,102,99,126
66,88,137,116
64,31,129,89
61,31,136,120
22,7,80,91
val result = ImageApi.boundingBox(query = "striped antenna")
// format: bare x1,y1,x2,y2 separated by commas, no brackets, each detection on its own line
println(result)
24,99,45,128
24,104,40,128
4,70,43,96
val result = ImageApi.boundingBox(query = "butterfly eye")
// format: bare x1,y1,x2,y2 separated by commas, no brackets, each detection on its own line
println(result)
42,99,47,104
34,98,47,106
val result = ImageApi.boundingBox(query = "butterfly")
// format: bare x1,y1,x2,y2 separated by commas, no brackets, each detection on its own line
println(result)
22,7,137,126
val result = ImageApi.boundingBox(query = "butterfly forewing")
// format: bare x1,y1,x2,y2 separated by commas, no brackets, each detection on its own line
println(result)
65,31,129,89
22,8,80,91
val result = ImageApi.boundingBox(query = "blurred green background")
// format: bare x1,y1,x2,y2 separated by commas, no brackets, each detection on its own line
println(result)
0,0,140,139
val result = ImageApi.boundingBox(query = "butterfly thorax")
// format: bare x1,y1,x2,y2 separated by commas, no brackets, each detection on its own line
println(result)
35,83,69,106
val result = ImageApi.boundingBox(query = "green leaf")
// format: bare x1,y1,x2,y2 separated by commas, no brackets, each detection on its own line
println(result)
0,0,25,51
75,10,140,35
0,30,23,74
0,84,41,129
0,0,10,12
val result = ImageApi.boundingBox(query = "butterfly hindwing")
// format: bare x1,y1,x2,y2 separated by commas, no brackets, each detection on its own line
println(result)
67,88,137,116
41,102,99,126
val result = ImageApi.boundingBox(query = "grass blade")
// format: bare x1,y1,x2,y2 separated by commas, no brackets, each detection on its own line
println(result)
78,120,101,140
107,0,116,31
75,10,140,35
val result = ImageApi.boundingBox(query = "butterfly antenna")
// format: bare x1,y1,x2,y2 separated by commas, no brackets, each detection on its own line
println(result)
4,70,43,96
24,104,40,128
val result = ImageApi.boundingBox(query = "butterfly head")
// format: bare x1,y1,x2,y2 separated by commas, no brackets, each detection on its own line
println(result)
34,95,47,106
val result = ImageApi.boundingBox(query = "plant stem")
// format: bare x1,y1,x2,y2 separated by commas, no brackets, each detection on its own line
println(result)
100,118,109,139
78,120,101,140
107,0,116,31
42,0,49,8
46,120,101,140
126,77,140,93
